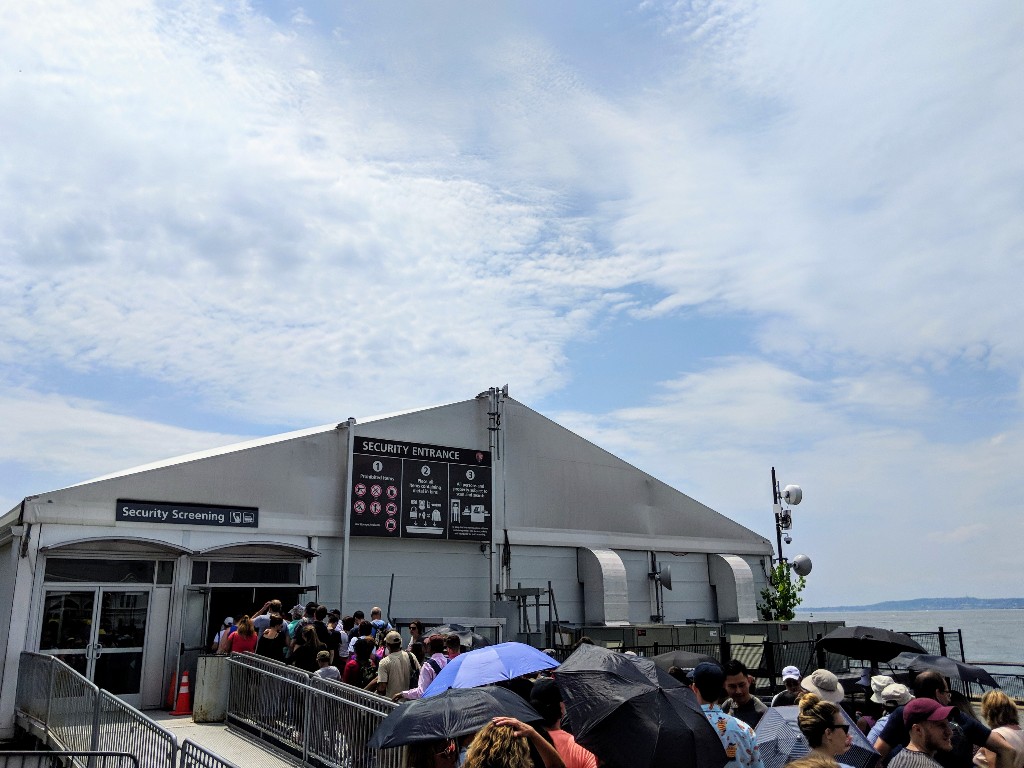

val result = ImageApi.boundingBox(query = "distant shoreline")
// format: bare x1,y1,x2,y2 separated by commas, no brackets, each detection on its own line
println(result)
802,597,1024,612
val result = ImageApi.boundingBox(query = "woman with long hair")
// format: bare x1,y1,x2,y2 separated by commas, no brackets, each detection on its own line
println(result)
463,718,564,768
255,614,288,662
798,693,852,763
222,615,258,654
288,624,324,673
975,690,1024,768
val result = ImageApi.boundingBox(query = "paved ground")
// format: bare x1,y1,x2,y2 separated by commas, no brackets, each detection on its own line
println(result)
149,712,299,767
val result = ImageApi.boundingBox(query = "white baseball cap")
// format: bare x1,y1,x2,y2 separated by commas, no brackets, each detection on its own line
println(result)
782,665,802,681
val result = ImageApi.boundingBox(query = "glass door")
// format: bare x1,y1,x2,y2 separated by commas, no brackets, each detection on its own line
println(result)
39,588,151,705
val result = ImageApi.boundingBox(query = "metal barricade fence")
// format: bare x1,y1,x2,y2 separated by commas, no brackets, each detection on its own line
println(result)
307,677,399,717
94,690,178,768
226,654,404,768
178,739,240,768
226,654,307,751
14,654,56,732
46,659,100,757
0,752,139,768
306,678,405,768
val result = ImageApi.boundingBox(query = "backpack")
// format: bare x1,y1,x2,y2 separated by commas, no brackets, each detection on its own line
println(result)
358,659,378,687
407,652,422,688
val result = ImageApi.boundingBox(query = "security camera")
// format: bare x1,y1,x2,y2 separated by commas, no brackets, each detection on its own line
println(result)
784,534,792,545
782,485,802,505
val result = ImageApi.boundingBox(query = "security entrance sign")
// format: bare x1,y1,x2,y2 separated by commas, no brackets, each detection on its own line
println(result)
116,500,259,528
350,438,492,541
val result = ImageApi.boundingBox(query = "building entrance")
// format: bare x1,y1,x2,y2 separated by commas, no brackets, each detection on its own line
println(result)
38,587,151,707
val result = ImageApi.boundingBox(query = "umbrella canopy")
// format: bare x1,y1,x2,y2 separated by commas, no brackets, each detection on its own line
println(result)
889,653,1000,688
652,649,719,672
555,644,726,768
755,706,879,768
818,626,927,663
425,623,491,649
368,686,542,749
423,642,559,697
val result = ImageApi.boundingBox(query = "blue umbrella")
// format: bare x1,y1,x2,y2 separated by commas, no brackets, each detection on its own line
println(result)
422,642,558,697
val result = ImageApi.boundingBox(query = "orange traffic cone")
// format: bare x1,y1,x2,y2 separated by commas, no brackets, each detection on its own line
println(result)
169,670,192,716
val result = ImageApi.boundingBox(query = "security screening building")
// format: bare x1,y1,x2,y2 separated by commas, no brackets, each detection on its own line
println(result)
0,390,774,735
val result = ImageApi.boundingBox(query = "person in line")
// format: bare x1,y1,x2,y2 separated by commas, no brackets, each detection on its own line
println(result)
347,620,373,657
376,631,419,699
408,620,426,651
801,669,846,707
289,624,324,673
369,606,391,638
252,599,282,636
529,678,597,768
220,615,258,654
887,698,957,768
798,693,853,764
211,617,234,652
343,637,379,688
771,666,804,706
973,691,1024,768
314,649,341,681
869,683,914,745
255,614,289,662
875,671,1016,768
463,718,565,768
723,660,767,728
396,634,448,701
445,634,463,660
691,662,764,768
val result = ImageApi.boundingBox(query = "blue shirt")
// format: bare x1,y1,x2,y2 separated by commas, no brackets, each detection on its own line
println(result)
701,703,766,768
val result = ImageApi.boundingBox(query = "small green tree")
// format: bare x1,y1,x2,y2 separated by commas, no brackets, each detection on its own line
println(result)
758,561,806,621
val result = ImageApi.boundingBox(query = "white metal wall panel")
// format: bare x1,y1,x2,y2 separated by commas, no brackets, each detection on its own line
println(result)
655,553,718,623
344,538,492,620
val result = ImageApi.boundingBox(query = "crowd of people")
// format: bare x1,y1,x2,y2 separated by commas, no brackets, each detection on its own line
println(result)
658,659,1022,768
212,605,1020,768
211,601,441,693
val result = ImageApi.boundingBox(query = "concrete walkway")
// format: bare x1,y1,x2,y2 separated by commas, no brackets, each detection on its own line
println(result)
149,712,299,768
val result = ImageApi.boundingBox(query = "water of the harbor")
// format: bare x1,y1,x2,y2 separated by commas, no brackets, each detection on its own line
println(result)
796,609,1024,666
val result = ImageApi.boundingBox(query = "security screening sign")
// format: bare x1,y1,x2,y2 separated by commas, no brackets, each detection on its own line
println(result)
350,437,492,541
116,499,259,528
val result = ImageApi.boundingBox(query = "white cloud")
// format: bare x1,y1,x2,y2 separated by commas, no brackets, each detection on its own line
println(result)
0,387,245,481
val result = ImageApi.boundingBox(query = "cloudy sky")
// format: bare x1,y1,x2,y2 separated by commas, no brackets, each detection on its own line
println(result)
2,0,1022,606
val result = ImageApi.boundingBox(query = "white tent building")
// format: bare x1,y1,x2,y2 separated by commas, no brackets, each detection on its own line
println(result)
0,391,773,732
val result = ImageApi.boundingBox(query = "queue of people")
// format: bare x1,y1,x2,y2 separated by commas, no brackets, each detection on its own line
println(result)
211,606,1018,768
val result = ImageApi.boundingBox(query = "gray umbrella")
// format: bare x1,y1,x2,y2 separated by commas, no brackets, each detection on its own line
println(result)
755,706,879,768
818,626,927,663
889,653,1000,688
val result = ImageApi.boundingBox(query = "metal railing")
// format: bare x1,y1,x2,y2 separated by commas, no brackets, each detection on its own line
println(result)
14,653,236,768
94,691,177,768
177,740,239,768
0,753,139,768
226,653,405,768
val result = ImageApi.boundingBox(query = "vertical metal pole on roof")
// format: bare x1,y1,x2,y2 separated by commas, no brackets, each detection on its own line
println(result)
341,417,357,611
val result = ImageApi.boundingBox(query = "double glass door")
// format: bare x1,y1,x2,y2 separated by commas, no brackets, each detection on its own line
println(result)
39,588,150,704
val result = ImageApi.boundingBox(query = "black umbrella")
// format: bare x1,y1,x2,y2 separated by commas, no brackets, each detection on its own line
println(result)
368,686,541,749
425,623,492,649
889,653,1000,688
554,644,727,768
755,705,879,768
652,649,719,672
818,626,927,662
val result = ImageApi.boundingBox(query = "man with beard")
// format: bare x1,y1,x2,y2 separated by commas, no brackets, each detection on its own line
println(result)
887,699,956,768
